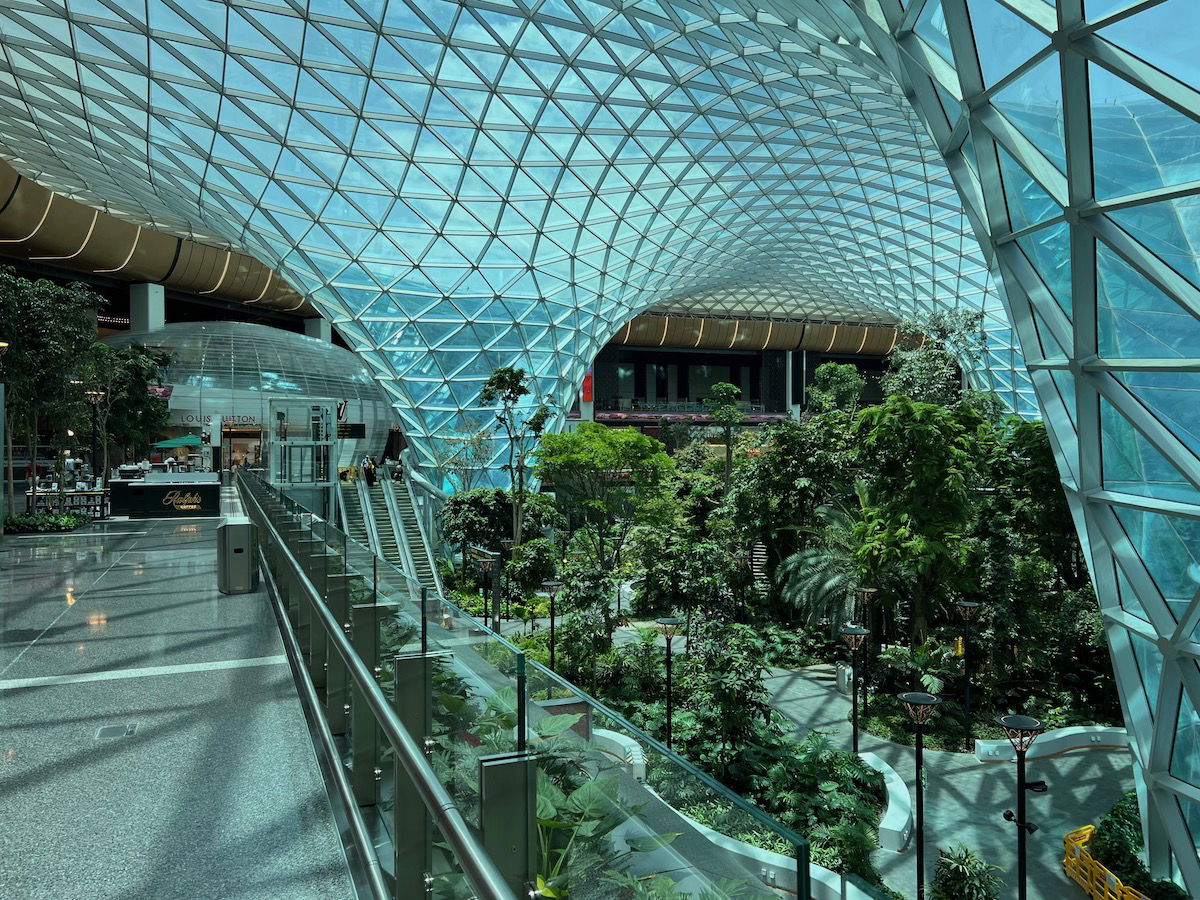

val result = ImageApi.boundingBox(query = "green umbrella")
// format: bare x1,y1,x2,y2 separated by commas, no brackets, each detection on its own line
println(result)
153,434,202,449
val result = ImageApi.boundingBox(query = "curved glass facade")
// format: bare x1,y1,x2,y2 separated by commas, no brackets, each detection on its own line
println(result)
0,0,1197,886
105,322,395,467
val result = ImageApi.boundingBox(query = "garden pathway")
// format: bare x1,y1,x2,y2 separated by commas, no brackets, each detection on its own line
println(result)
765,666,1135,900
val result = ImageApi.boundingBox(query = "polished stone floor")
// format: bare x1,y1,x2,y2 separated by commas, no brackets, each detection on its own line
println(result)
0,505,356,900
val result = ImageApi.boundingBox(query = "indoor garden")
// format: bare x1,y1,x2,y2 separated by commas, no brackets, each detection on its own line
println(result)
430,312,1125,897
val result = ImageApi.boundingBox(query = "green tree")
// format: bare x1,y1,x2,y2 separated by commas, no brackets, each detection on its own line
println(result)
479,366,553,545
535,422,672,570
78,342,170,477
808,361,866,413
436,487,509,575
433,417,494,492
854,397,978,642
704,381,742,491
729,413,857,610
882,310,984,406
0,269,103,508
505,536,558,597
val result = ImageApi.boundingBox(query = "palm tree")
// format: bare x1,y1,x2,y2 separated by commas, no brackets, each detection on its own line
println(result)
777,503,860,627
777,483,902,628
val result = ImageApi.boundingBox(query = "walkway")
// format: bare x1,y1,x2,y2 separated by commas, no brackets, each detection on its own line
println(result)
767,666,1134,900
0,499,356,900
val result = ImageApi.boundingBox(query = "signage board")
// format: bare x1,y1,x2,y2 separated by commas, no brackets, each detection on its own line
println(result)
337,422,366,439
110,481,221,518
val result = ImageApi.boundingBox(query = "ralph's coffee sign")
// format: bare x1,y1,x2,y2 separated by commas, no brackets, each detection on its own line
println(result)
163,490,204,511
110,481,221,518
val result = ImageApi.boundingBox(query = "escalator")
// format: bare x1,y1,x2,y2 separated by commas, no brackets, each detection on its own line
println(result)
385,479,439,592
363,481,405,570
339,482,371,549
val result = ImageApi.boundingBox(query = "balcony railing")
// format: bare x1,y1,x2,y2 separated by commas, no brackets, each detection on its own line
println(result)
237,468,816,899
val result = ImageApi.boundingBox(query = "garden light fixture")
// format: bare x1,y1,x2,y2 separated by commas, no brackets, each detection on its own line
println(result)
542,580,563,672
899,691,941,900
956,600,981,752
840,624,869,753
955,600,980,622
899,692,941,726
657,617,685,750
840,623,869,651
996,714,1046,900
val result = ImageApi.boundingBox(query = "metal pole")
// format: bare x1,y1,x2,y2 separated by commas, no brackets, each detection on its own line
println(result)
862,610,870,717
420,585,428,655
491,563,501,631
90,402,98,478
516,653,526,752
664,634,674,750
851,647,859,754
1017,748,1028,900
916,724,925,900
963,623,972,753
549,591,556,671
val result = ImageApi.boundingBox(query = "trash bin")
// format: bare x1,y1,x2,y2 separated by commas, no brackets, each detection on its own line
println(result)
218,517,259,594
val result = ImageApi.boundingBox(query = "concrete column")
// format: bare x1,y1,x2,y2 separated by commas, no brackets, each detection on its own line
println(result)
0,382,6,530
580,367,594,421
129,283,165,332
304,317,332,342
788,350,804,420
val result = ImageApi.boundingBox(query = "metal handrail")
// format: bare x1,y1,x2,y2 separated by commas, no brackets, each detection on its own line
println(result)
244,470,814,897
238,472,517,900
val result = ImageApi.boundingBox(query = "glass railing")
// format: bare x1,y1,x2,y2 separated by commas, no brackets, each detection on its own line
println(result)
239,469,820,900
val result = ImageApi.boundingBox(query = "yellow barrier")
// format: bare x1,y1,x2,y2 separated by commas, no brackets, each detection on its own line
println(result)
1063,826,1150,900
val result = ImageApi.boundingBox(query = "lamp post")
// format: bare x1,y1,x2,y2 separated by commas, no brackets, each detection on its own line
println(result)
478,554,499,628
84,389,105,482
900,691,942,900
541,579,563,672
956,600,981,752
500,537,514,620
0,340,8,546
854,587,878,715
841,624,869,753
998,714,1047,900
657,617,684,750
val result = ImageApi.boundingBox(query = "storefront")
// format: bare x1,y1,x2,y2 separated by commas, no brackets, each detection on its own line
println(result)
106,322,397,473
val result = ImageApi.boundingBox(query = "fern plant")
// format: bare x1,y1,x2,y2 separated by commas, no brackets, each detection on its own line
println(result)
930,845,1001,900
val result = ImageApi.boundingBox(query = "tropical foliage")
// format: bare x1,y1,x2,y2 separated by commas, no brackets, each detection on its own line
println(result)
931,845,1002,900
434,332,1122,890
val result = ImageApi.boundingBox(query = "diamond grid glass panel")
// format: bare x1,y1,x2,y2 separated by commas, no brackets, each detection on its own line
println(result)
1,0,1199,886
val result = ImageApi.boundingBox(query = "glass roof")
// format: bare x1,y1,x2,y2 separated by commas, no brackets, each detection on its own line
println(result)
1,1,1200,885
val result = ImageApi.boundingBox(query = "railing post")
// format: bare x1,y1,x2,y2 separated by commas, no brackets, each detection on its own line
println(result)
393,650,445,897
795,840,810,900
479,752,537,895
420,586,428,655
325,572,353,735
296,538,325,653
516,652,526,753
350,602,385,806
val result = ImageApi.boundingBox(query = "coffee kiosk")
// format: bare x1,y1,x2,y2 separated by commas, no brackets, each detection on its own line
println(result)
109,471,221,518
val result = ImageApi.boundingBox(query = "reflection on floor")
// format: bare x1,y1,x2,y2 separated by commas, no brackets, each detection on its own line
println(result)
0,513,355,900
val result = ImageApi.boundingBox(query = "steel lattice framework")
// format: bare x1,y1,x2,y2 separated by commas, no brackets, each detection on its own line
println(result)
0,0,1198,887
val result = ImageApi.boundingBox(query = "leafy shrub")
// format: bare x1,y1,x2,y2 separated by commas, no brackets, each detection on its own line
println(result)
4,513,89,534
931,845,1001,900
1090,792,1188,899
